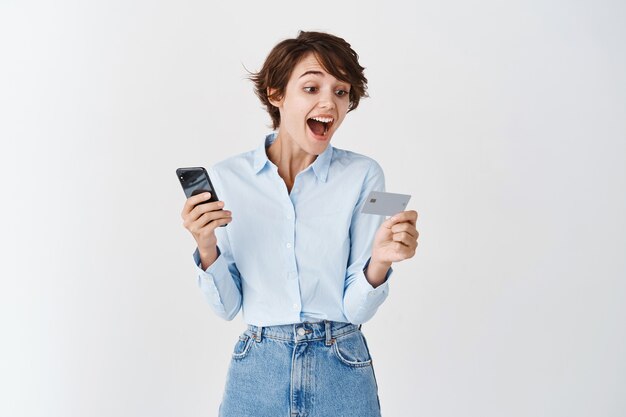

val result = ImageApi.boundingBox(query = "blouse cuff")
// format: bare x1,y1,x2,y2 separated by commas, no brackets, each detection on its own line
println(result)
193,247,228,309
356,258,393,304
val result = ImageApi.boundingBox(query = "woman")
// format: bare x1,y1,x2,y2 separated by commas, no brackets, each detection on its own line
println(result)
181,31,419,417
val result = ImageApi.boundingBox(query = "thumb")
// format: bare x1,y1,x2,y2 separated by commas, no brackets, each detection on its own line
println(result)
381,215,398,229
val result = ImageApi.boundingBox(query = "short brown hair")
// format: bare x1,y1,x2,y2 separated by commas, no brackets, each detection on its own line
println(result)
250,31,368,130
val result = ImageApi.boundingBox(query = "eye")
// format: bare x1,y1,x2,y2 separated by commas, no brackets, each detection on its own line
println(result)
304,86,318,93
335,89,349,97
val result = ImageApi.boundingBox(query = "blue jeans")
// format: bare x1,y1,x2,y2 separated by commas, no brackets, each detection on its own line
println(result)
219,321,382,417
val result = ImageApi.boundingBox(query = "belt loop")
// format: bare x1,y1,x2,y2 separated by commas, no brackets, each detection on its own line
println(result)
254,325,263,343
324,320,335,346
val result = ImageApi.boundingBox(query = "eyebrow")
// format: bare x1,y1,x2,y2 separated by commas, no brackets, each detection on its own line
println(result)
299,70,325,78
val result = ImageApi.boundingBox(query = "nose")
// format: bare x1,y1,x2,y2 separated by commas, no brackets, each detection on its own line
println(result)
318,89,336,110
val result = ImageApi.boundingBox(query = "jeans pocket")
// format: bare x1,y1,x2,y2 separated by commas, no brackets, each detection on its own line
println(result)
232,333,254,360
332,330,372,368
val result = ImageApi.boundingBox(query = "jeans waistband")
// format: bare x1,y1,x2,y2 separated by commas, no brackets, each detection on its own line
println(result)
246,321,361,345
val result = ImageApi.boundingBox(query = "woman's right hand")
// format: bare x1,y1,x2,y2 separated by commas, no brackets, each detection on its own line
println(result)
181,192,232,268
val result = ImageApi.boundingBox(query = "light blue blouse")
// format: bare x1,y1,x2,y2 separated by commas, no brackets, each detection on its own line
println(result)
194,133,392,326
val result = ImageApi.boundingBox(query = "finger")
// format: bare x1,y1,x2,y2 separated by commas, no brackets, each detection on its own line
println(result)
189,200,225,220
392,241,417,259
185,208,229,231
183,200,225,224
193,210,232,230
392,231,416,247
381,213,406,229
387,210,418,227
391,223,418,238
390,241,416,259
197,215,233,237
181,192,213,217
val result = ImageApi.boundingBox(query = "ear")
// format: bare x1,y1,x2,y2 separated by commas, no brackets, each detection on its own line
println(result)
267,87,283,108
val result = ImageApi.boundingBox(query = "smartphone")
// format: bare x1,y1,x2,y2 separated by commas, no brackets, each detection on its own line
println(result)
177,167,227,227
176,167,220,203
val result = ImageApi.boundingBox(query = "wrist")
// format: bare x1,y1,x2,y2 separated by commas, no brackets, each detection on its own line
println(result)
365,258,392,288
370,254,392,271
197,234,217,256
198,245,218,270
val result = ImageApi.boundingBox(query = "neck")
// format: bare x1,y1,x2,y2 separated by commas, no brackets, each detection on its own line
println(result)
266,131,317,191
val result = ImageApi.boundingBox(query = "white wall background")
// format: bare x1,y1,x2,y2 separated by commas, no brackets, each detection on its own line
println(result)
1,1,625,416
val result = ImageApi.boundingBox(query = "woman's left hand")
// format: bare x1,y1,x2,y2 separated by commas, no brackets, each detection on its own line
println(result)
371,210,419,265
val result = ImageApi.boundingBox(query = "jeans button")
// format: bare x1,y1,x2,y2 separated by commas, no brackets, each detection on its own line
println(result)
297,327,306,336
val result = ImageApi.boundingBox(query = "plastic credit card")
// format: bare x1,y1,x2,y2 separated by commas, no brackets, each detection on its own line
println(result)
360,191,411,216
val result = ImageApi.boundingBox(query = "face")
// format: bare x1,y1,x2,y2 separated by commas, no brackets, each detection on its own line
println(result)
269,53,352,156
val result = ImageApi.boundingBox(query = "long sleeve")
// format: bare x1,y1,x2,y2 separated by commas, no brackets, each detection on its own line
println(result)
193,223,243,321
190,135,394,326
342,160,393,324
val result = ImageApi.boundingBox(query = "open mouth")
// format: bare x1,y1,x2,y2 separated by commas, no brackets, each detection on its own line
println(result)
307,116,334,138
